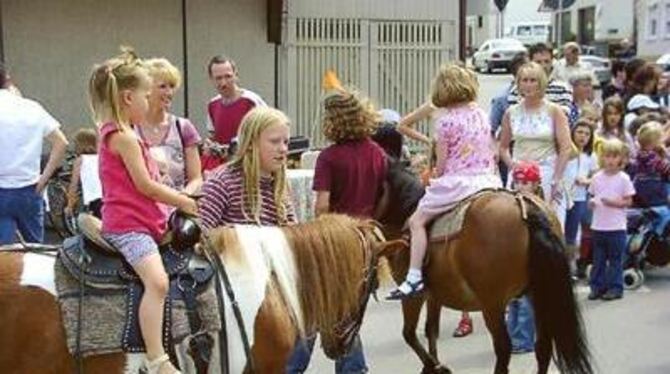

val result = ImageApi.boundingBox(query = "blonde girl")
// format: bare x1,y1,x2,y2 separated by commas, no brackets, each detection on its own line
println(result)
387,64,501,300
90,48,197,374
198,106,295,229
632,121,670,207
587,138,635,300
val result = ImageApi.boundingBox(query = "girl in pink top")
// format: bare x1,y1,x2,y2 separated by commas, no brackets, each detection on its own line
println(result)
587,138,635,301
89,48,197,374
388,64,501,300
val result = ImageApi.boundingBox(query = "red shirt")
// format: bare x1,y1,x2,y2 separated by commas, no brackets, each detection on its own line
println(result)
313,139,388,217
99,123,168,240
207,90,265,144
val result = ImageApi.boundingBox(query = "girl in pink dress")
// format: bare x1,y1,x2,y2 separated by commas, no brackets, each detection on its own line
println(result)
388,64,501,299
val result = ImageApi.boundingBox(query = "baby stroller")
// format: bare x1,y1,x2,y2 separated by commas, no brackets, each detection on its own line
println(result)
577,207,670,290
624,206,670,288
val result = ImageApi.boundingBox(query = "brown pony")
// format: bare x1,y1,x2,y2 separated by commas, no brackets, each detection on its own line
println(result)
376,161,592,374
0,214,397,373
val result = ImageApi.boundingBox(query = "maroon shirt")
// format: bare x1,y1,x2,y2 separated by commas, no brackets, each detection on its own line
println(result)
313,138,388,217
207,98,255,144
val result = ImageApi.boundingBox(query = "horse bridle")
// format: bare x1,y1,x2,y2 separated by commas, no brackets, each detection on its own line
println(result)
324,223,386,359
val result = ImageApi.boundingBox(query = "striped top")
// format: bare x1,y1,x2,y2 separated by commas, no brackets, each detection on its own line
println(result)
507,79,573,113
198,166,296,230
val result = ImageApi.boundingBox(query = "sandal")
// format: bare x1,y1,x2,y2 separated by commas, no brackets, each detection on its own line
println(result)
452,317,473,338
385,279,425,300
146,354,181,374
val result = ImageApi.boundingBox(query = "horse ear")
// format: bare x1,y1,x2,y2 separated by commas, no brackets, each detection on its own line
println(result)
375,239,408,258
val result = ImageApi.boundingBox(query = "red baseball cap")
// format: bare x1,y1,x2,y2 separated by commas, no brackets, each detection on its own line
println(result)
512,161,541,183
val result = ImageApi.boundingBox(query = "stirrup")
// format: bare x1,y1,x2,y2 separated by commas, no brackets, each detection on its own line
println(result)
385,279,424,300
145,354,181,374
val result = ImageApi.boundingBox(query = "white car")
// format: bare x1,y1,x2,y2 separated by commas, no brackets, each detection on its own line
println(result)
579,55,611,88
472,39,527,73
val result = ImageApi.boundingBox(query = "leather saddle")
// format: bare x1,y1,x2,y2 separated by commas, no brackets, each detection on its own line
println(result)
58,213,215,356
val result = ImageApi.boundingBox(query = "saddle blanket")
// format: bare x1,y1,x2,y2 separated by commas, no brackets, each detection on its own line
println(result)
428,189,502,242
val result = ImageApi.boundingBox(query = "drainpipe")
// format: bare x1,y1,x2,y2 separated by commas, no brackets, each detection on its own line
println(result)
181,0,189,117
459,0,466,61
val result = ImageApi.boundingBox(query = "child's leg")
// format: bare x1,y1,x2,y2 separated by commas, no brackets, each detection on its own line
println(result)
408,209,435,271
134,253,170,360
604,230,627,297
104,233,175,372
589,231,607,297
386,208,435,299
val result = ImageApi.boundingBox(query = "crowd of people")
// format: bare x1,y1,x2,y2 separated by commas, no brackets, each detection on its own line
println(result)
0,39,668,373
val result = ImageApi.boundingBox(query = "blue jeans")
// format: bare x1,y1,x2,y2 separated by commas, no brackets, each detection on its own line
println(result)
590,230,626,295
0,184,44,244
506,296,535,351
564,200,588,246
286,334,367,373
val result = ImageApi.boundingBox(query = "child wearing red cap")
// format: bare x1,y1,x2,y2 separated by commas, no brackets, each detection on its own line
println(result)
506,160,542,354
512,160,542,196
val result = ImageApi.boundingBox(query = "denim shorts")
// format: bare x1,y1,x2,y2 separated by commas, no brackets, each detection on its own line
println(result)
103,232,158,266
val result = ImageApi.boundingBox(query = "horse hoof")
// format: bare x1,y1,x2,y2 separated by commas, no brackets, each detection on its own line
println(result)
420,365,452,374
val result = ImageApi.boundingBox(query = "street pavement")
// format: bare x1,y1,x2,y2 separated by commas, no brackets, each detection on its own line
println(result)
306,72,670,374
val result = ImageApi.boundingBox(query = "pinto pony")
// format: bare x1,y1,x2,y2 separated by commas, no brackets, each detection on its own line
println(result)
0,214,396,373
376,161,593,374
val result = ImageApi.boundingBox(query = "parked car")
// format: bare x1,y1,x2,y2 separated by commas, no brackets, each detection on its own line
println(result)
657,53,670,72
506,22,551,47
580,55,611,88
471,38,527,74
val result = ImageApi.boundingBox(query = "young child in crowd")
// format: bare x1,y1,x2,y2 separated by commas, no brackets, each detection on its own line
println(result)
631,121,670,208
89,48,197,374
564,120,598,272
506,161,542,354
594,97,635,160
66,128,103,218
387,63,501,300
588,138,635,301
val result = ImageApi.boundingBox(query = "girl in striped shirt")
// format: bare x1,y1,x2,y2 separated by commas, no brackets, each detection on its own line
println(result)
198,107,295,229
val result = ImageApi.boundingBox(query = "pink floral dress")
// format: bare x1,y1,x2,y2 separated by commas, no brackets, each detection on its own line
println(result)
418,103,501,214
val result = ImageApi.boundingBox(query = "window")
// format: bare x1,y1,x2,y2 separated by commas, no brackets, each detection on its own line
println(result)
478,15,483,29
665,2,670,37
517,26,532,36
648,3,659,39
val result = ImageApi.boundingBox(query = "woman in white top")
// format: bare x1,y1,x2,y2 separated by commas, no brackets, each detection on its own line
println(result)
499,61,573,225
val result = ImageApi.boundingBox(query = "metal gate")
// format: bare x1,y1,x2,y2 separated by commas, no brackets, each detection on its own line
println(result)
281,17,457,147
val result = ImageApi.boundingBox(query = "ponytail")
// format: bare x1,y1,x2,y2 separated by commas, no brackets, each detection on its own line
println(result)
88,46,148,129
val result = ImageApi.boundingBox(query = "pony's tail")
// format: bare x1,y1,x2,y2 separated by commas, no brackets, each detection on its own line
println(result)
526,207,593,374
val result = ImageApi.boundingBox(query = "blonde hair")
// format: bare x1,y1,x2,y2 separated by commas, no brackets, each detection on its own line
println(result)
637,121,664,149
430,63,478,107
321,90,380,143
600,138,627,162
88,47,150,129
145,58,181,88
73,128,98,155
229,107,291,224
516,62,548,95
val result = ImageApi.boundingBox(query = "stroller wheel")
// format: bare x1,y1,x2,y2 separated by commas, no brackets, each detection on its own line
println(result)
623,268,645,290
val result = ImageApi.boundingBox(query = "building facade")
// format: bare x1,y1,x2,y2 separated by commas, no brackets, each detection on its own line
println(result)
0,0,276,136
545,0,635,55
0,0,460,143
466,0,550,52
637,0,670,59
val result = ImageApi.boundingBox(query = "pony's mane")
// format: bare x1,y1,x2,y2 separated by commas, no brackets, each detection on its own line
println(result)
281,214,368,333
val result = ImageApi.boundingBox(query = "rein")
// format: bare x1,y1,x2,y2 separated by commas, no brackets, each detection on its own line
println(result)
201,232,256,374
326,224,385,358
